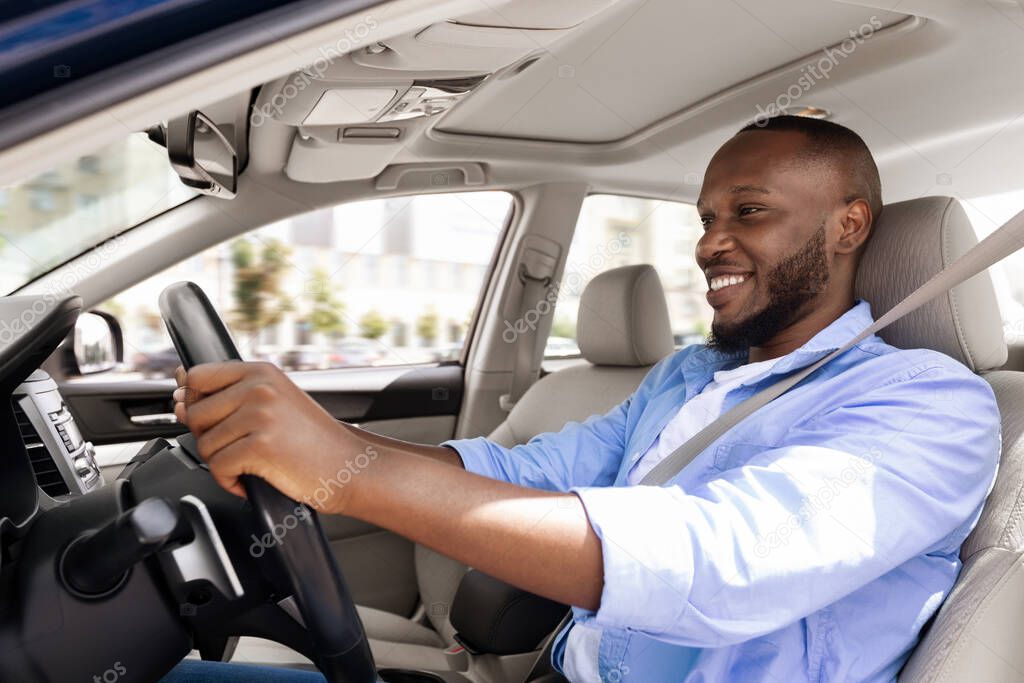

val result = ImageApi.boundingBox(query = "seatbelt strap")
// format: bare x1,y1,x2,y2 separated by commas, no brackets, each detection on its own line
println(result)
500,247,557,412
640,206,1024,486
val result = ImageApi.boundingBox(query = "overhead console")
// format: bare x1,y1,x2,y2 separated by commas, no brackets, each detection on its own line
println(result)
263,69,487,131
255,0,618,183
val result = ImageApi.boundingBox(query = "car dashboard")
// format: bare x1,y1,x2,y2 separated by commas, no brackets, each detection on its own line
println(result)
13,369,103,500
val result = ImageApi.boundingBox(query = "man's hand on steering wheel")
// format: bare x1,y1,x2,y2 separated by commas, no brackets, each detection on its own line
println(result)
173,361,363,514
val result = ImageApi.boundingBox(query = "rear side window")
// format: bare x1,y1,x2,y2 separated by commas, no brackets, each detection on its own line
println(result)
96,191,511,377
545,194,710,359
963,191,1024,345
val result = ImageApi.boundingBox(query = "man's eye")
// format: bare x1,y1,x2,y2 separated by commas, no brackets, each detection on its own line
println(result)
699,215,713,227
738,206,762,217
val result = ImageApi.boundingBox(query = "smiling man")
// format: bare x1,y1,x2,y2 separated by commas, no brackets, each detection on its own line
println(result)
165,116,1000,683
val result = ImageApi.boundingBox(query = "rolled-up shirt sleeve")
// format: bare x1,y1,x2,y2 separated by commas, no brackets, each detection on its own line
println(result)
570,364,1001,647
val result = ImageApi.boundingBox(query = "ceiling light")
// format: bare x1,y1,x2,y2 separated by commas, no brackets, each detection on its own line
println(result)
377,76,487,123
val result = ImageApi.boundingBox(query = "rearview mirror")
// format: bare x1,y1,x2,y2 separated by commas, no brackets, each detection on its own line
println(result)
70,311,124,375
167,110,237,199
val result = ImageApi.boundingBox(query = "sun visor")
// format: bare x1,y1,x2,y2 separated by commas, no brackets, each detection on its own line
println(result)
284,131,405,183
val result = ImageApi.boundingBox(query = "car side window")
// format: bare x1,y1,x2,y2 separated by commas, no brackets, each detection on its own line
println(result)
544,194,711,361
98,191,511,377
962,192,1024,346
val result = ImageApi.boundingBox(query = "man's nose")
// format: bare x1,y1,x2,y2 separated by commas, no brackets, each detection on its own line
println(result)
695,222,735,264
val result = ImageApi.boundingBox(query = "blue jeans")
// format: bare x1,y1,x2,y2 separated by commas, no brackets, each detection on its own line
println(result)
161,660,327,682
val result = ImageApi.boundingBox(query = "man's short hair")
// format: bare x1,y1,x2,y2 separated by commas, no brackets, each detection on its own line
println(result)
738,115,882,223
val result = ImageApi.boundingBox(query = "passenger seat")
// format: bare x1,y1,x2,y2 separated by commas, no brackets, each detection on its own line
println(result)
231,263,676,671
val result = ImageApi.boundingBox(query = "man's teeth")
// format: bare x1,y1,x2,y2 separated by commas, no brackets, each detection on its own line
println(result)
709,274,749,291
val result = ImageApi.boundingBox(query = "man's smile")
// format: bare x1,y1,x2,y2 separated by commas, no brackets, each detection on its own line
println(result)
705,267,755,309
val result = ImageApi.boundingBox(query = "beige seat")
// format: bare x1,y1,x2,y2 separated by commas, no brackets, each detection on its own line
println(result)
848,196,1020,681
232,264,675,671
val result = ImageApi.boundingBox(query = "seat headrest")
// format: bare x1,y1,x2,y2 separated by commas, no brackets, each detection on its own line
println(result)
577,264,674,366
855,196,1007,372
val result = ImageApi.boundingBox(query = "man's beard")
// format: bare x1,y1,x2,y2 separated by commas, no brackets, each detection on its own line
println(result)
707,222,830,354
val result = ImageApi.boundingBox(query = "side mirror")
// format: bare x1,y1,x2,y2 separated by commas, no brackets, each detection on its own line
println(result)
166,111,237,199
70,311,124,375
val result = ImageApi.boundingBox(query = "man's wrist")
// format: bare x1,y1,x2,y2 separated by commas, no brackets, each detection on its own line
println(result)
309,420,378,516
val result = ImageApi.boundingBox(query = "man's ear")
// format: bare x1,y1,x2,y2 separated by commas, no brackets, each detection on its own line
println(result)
835,198,872,255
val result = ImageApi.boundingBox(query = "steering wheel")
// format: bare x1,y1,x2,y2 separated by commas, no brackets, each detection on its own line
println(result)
158,281,377,683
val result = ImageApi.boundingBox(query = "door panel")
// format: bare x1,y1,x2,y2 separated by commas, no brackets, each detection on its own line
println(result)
360,414,456,444
60,378,185,445
61,363,463,444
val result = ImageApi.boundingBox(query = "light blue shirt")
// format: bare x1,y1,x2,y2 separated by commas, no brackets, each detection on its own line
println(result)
444,301,1001,682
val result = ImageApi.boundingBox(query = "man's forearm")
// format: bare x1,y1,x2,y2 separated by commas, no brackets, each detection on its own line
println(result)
341,428,605,611
340,421,465,468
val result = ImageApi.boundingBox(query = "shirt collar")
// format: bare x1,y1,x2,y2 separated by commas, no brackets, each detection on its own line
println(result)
681,300,876,386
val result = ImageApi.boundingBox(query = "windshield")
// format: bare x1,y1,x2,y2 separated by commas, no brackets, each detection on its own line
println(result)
0,132,196,294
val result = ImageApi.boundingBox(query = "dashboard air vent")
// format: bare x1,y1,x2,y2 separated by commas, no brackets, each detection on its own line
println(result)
12,401,69,497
